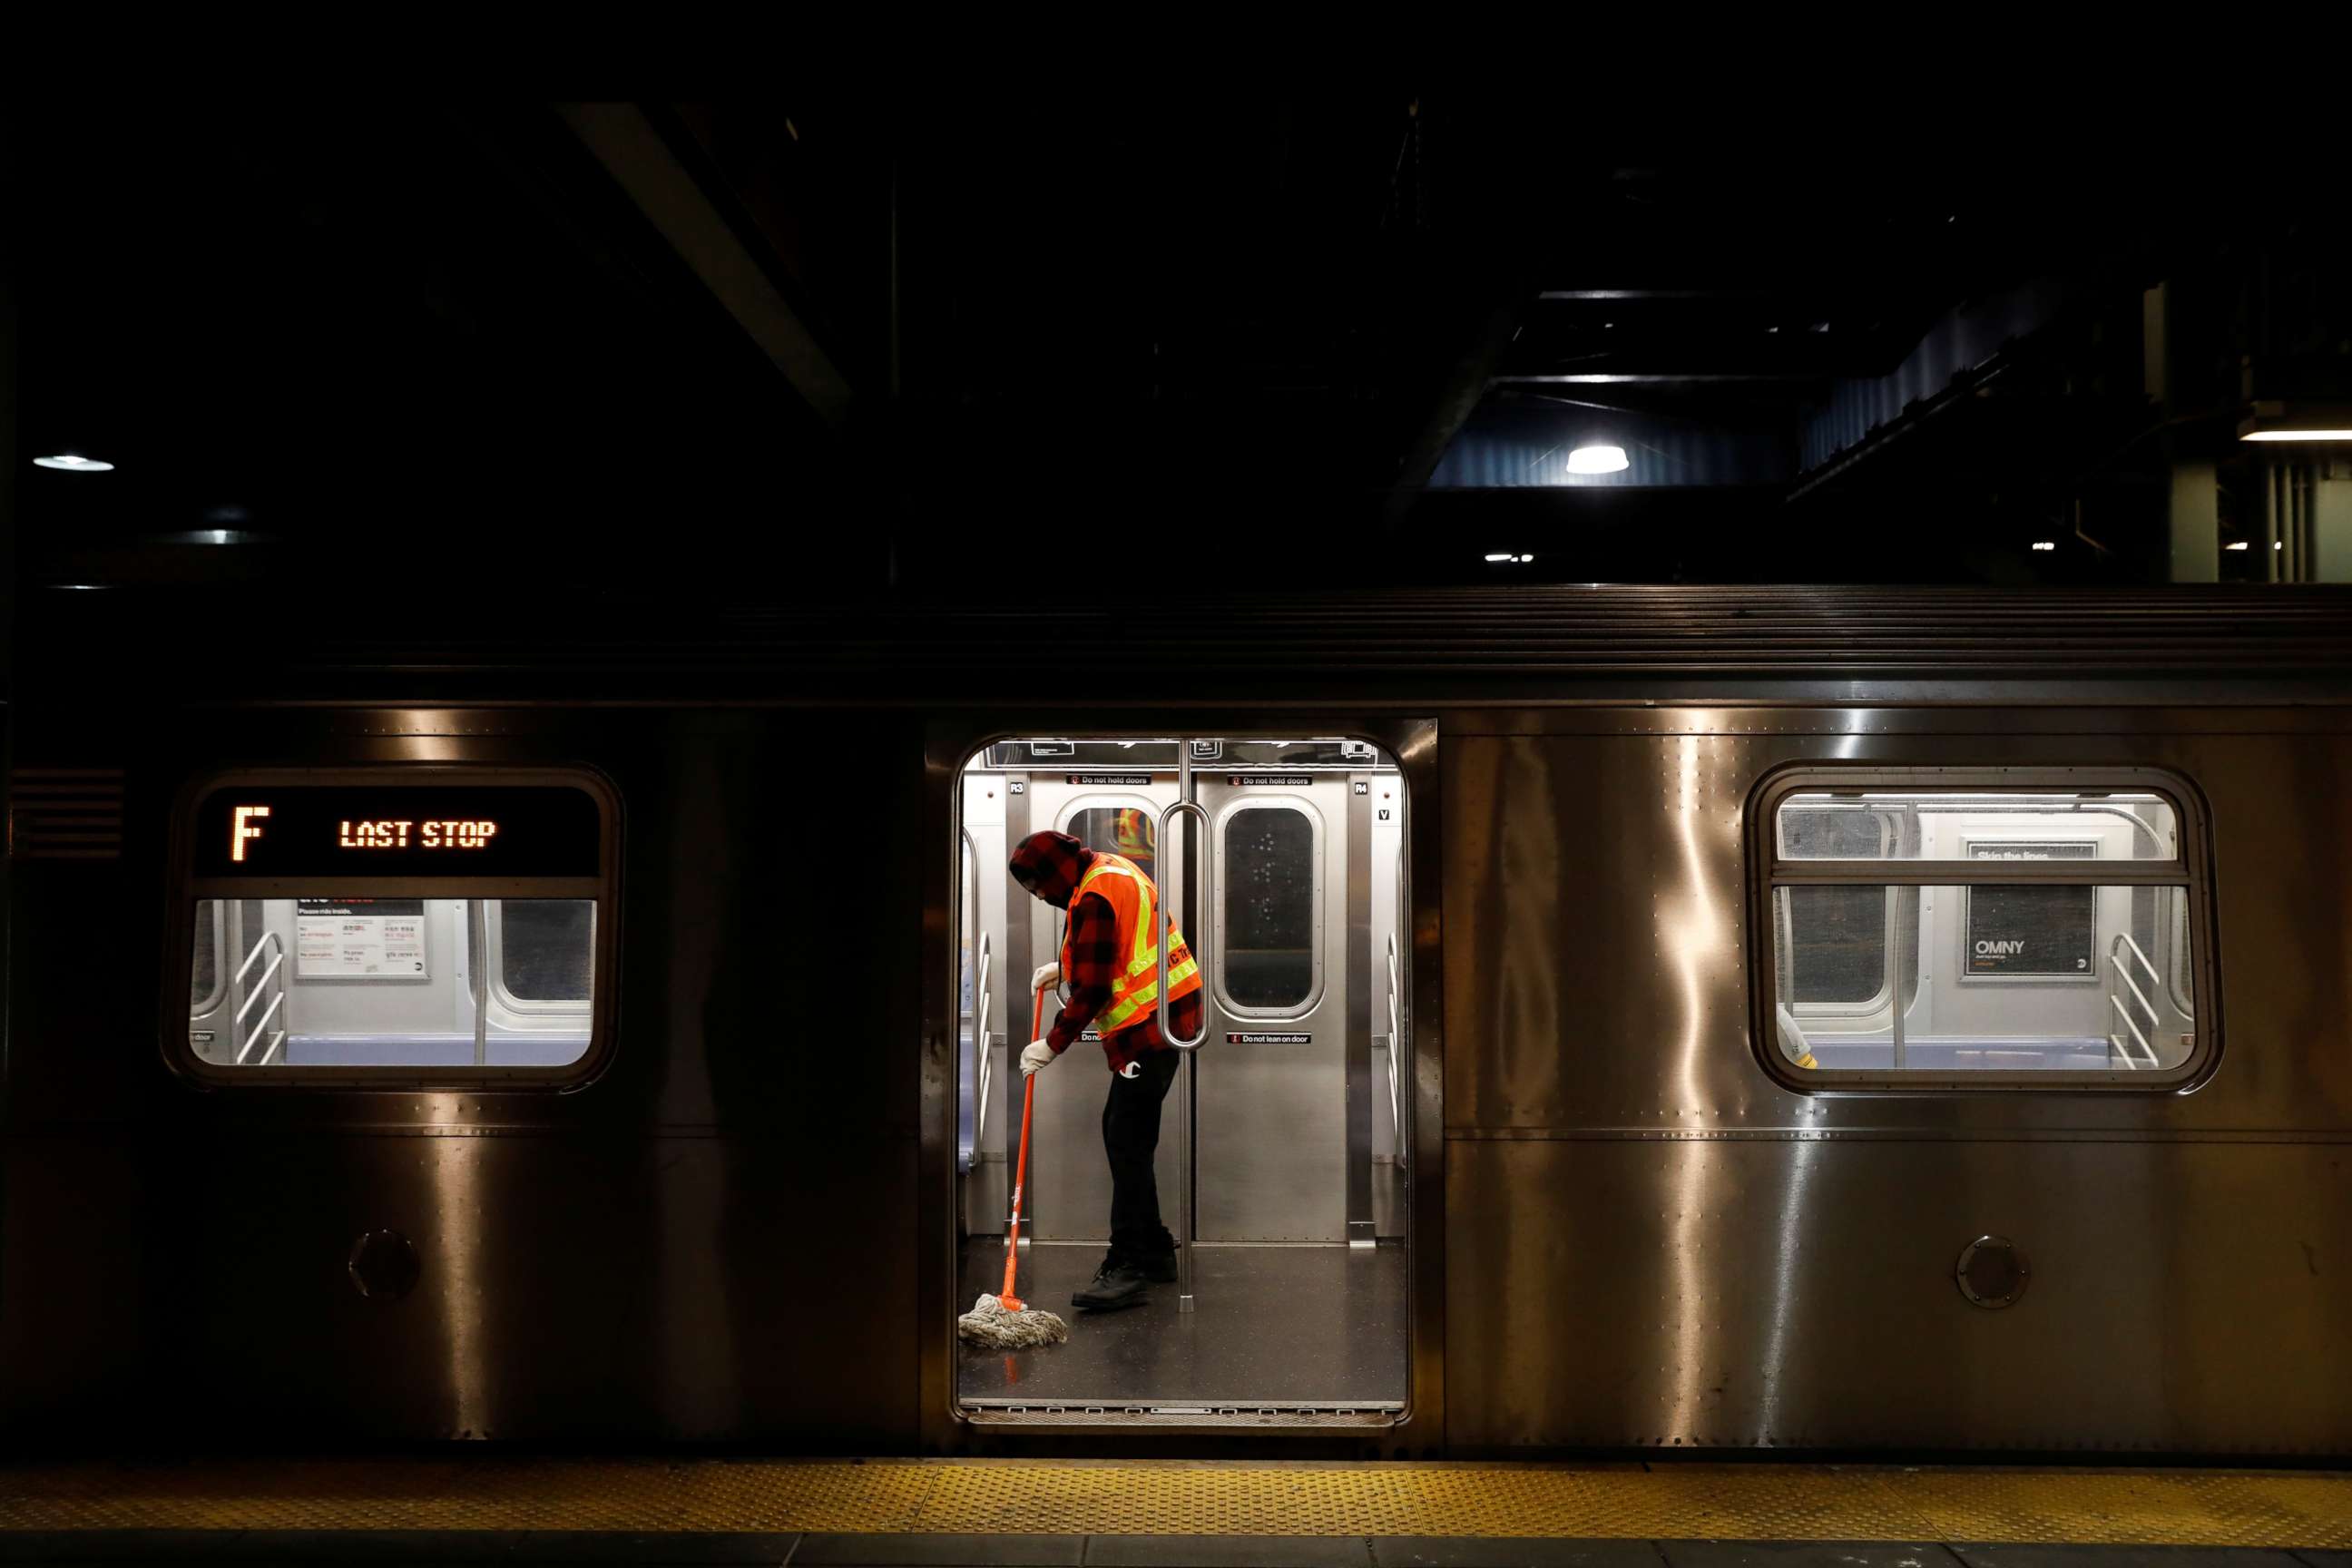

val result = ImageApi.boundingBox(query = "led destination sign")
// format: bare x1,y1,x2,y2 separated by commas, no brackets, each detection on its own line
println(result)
336,819,500,850
195,786,602,877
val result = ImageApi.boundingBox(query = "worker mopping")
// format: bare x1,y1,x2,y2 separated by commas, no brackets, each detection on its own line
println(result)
956,976,1069,1350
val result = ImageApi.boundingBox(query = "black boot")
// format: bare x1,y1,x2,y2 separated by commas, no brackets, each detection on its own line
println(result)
1071,1252,1151,1311
1135,1246,1178,1283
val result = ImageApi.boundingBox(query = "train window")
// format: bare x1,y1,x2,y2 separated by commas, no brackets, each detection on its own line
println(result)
1218,801,1323,1014
1756,771,2208,1086
187,898,598,1069
180,773,614,1082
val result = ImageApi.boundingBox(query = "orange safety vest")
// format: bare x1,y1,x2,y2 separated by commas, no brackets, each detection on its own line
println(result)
1060,850,1202,1037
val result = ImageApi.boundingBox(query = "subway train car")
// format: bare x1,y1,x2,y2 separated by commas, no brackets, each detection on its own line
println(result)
5,586,2351,1460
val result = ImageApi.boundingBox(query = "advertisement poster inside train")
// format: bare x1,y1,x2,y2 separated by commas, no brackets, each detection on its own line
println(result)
1964,842,2095,975
294,898,428,980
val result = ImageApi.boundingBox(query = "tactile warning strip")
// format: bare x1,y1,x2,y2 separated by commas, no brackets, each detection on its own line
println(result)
0,1461,2345,1546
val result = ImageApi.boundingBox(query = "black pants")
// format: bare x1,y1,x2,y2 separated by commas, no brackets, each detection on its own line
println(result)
1102,1047,1181,1258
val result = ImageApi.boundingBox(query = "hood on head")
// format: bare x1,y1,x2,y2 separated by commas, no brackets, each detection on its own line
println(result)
1008,829,1093,909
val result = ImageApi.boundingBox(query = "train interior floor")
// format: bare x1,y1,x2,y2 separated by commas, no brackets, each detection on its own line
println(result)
0,1460,2346,1563
956,1238,1409,1410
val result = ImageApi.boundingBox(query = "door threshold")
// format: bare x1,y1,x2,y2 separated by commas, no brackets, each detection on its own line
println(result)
961,1398,1402,1430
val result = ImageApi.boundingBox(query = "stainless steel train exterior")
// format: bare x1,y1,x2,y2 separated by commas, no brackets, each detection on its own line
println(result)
5,588,2351,1460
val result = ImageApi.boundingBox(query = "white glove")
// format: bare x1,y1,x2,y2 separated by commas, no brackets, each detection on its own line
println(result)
1020,1039,1057,1076
1031,962,1061,994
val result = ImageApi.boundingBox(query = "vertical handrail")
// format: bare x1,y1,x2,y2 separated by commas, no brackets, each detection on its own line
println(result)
232,942,284,1023
2107,997,2154,1068
1158,744,1210,1313
468,899,491,1067
236,991,286,1064
2112,930,2163,994
971,932,994,1154
232,929,279,985
1153,799,1212,1051
232,929,287,1066
1383,933,1406,1172
1887,887,1908,1072
2106,931,2164,1069
958,828,990,1159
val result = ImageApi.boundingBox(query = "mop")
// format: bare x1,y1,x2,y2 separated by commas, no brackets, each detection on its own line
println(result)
957,979,1069,1349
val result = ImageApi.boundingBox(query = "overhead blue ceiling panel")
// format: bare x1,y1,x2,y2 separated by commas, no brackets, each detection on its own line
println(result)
1429,401,1796,487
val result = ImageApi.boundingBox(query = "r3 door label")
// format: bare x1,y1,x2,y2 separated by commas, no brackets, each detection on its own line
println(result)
1227,1032,1311,1045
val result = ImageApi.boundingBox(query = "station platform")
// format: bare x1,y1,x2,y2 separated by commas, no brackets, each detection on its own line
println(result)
0,1458,2343,1563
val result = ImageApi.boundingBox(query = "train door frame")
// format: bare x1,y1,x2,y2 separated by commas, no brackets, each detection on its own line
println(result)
918,716,1445,1453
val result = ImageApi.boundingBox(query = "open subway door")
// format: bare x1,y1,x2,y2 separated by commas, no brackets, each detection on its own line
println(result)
955,737,1410,1428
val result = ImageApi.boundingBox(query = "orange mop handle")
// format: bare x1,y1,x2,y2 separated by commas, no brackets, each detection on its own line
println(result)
999,979,1051,1309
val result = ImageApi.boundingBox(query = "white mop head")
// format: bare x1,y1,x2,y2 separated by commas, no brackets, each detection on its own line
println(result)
957,1293,1069,1349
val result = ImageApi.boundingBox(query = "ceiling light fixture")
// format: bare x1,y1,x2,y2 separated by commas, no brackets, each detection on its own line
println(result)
2238,402,2352,442
2225,542,2250,552
33,454,114,473
2031,541,2056,552
1566,444,1629,475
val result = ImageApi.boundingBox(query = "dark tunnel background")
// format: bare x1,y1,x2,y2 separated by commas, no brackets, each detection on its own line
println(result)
6,95,2352,635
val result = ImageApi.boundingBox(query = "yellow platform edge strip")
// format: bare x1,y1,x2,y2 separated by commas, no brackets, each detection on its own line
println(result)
0,1461,2345,1547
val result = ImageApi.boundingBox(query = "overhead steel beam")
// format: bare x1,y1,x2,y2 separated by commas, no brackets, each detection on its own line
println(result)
1493,373,1818,385
1388,300,1522,512
1538,289,1775,301
559,102,853,432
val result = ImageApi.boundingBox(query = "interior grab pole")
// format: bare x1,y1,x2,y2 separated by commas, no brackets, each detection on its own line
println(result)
1156,743,1210,1314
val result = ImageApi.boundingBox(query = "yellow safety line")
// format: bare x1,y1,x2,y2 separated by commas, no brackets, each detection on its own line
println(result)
0,1460,2345,1546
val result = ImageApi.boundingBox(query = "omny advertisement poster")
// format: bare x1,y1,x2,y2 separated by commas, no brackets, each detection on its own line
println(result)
294,899,428,980
1963,841,2095,976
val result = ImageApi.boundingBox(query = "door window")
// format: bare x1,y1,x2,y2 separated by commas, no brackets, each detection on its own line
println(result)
1219,802,1322,1014
1063,803,1157,878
